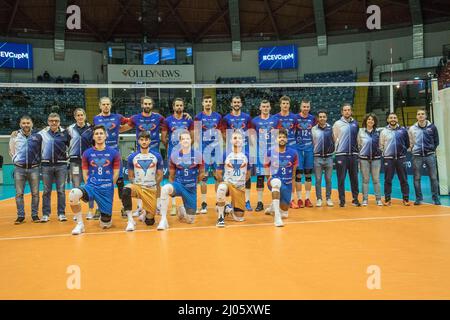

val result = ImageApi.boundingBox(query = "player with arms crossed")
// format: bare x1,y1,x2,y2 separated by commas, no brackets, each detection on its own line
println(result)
69,125,121,235
265,128,298,227
93,97,130,218
157,131,204,230
194,95,223,214
251,99,278,212
215,130,252,227
220,96,254,211
121,96,165,216
122,131,164,231
161,98,194,216
295,99,316,208
271,96,299,209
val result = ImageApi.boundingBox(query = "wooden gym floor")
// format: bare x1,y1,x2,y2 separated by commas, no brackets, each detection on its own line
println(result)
1,184,450,300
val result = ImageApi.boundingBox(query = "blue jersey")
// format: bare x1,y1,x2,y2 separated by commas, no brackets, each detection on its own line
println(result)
251,115,278,151
272,112,298,147
267,147,298,185
82,146,121,188
93,113,127,149
221,112,252,132
129,112,165,150
67,123,93,162
163,115,194,151
195,111,222,150
169,150,203,189
296,113,316,150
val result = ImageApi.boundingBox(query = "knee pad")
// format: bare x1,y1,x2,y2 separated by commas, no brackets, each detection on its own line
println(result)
69,188,84,206
270,178,281,193
116,177,124,198
245,178,251,189
295,169,303,182
121,186,132,211
304,169,312,182
216,183,228,202
256,175,265,189
161,184,174,200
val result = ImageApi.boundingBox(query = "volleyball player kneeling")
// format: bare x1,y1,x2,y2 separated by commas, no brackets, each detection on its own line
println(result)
215,130,252,227
157,131,204,230
265,129,298,227
122,131,164,231
69,125,121,235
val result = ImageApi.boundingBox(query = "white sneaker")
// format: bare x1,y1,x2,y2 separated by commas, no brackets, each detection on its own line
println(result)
177,206,187,222
274,215,284,227
157,219,169,231
316,199,323,207
231,212,245,222
376,200,383,206
72,223,85,235
264,206,274,216
362,200,368,206
138,212,146,223
86,211,94,220
326,199,334,207
58,215,67,222
100,219,112,229
132,209,141,217
125,220,136,232
73,216,77,221
281,212,288,219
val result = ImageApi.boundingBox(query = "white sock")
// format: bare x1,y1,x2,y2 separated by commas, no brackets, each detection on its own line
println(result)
201,193,206,203
281,209,288,218
257,190,263,202
305,191,310,199
178,205,186,221
137,199,143,210
157,198,161,209
296,191,302,200
245,189,250,202
217,205,225,219
75,210,83,224
291,192,296,201
161,197,169,220
273,199,281,220
172,197,176,207
267,203,273,213
126,210,133,222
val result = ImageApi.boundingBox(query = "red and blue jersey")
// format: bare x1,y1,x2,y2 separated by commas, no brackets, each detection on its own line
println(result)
266,147,298,185
93,113,128,150
221,112,252,133
129,112,165,150
162,115,194,151
169,150,203,189
195,111,222,150
82,146,121,188
296,113,316,150
251,115,278,152
273,112,298,147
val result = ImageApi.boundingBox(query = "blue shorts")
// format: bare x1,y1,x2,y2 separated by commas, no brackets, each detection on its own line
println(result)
268,179,292,206
81,184,114,215
296,148,314,170
172,182,197,211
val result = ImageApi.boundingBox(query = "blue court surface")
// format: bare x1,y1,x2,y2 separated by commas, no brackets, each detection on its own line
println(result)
1,172,449,206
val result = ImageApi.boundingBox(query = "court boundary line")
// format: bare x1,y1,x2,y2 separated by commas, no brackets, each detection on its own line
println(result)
1,212,450,242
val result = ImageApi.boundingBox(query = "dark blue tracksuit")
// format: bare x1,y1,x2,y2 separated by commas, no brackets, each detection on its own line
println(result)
332,117,359,203
380,125,410,201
